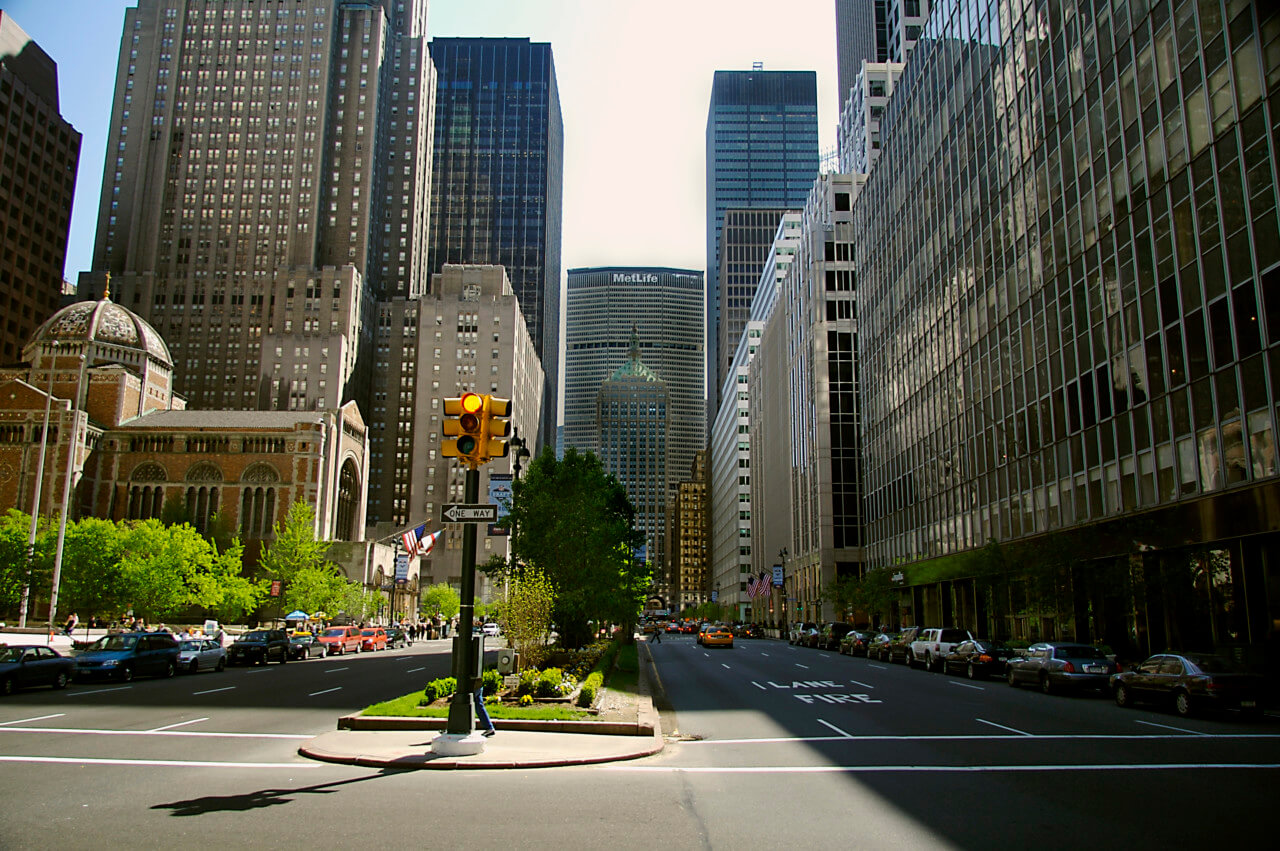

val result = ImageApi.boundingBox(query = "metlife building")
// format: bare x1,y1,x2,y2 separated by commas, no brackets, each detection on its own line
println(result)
564,267,705,480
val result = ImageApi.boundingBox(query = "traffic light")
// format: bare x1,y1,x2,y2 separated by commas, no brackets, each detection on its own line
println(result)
442,392,486,466
484,396,511,459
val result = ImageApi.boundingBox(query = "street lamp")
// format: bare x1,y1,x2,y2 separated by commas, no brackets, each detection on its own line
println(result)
18,340,59,628
48,348,87,636
778,547,788,639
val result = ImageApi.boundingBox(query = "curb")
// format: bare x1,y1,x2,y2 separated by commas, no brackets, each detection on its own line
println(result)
298,731,664,771
338,712,656,736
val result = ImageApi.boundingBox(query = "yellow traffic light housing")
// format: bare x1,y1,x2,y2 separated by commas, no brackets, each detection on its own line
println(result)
442,392,486,465
484,396,512,459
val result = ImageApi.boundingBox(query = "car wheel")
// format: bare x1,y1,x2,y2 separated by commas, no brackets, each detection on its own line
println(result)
189,660,200,674
216,658,226,672
1173,690,1193,717
279,651,287,664
1007,668,1018,687
53,671,70,690
1039,673,1053,695
164,661,176,678
967,662,977,680
121,665,134,682
1,676,12,696
925,653,935,672
1114,683,1132,707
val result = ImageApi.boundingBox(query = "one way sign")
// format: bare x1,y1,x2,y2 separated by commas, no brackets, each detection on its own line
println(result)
440,503,498,523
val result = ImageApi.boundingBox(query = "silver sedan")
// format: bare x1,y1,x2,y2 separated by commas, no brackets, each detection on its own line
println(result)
177,639,227,674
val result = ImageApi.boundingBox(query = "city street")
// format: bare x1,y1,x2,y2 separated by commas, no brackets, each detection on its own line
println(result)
0,635,1276,847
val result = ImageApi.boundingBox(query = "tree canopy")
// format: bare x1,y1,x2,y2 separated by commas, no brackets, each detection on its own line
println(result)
506,447,647,648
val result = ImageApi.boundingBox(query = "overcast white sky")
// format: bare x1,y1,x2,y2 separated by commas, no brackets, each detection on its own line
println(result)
4,0,838,280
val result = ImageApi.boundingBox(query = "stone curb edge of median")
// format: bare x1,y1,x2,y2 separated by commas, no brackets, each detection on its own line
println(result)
338,692,660,737
298,735,665,771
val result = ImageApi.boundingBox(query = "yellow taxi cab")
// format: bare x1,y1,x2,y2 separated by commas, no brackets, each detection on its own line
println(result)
701,624,734,648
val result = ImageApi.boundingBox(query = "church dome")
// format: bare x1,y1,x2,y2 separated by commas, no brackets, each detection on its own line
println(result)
26,296,172,367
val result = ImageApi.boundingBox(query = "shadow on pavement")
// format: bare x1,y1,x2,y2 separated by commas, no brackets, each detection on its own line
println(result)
150,770,401,817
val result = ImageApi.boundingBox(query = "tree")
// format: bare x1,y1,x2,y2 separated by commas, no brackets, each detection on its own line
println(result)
498,566,554,668
506,447,646,648
281,564,346,617
260,502,332,586
59,517,127,617
420,582,460,620
0,510,52,619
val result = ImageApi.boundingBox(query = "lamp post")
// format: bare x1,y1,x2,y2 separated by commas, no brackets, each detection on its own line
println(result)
778,547,788,639
19,340,59,628
48,349,87,636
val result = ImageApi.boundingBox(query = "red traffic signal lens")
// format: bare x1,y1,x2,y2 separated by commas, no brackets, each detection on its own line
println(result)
460,412,480,432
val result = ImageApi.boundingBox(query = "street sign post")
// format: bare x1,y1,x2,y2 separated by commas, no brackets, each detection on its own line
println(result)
440,503,498,523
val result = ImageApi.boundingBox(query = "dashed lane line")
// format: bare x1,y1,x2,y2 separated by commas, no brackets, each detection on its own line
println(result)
867,664,887,670
65,686,131,697
795,663,810,670
192,686,236,696
324,667,350,673
975,718,1032,736
1135,719,1206,735
406,666,426,673
760,653,770,657
721,664,731,670
949,681,985,691
308,687,342,697
751,681,767,690
0,714,65,726
146,717,208,732
849,679,876,689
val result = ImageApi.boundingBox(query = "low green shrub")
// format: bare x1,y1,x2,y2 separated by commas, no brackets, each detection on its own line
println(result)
536,666,563,697
517,667,540,696
419,676,457,705
576,671,604,707
482,667,503,694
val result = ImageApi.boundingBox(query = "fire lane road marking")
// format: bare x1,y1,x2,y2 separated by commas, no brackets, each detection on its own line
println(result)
849,680,876,689
817,718,853,738
751,682,768,691
976,718,1032,736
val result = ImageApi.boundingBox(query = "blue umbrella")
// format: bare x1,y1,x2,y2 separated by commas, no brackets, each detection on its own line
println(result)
284,610,309,620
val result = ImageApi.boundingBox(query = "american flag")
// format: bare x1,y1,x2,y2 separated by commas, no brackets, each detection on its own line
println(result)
754,571,771,598
401,524,443,558
746,573,759,598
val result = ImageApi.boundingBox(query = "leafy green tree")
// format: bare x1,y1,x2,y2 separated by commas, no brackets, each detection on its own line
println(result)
0,510,52,618
115,520,224,621
207,536,265,624
59,517,127,617
507,447,646,648
260,502,333,586
282,564,347,616
420,582,460,619
497,566,555,668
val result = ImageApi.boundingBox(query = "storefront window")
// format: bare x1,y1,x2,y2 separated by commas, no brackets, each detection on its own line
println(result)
1197,426,1222,490
1249,409,1276,478
1221,418,1247,484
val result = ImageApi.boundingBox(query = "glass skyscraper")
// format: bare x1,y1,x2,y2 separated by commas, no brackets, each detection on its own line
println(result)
428,37,564,452
706,69,819,410
856,0,1280,657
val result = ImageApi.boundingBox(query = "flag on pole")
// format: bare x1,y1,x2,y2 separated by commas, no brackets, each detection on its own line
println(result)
401,524,443,558
752,571,770,599
746,573,759,598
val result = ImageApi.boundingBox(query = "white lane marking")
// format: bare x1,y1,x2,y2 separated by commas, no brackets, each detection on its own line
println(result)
721,664,731,670
950,681,985,691
0,726,310,740
849,680,876,689
604,762,1280,774
795,664,810,670
244,668,273,674
976,718,1032,736
867,664,887,670
1135,719,1205,735
406,667,426,673
760,653,770,657
681,732,1280,745
309,687,342,697
146,717,209,732
751,681,767,691
65,686,131,697
325,667,350,673
192,686,236,696
0,755,319,769
703,653,709,658
817,718,852,738
0,714,66,726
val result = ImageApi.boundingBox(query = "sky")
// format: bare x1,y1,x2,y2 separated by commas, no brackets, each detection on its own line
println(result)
2,0,838,283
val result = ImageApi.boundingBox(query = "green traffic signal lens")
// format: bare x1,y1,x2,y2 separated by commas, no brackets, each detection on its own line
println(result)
457,436,478,454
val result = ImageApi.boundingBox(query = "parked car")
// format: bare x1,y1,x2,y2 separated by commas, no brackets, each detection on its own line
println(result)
739,623,762,639
816,622,855,651
942,639,1015,680
886,627,921,664
1112,653,1266,718
318,626,363,655
839,630,873,656
789,622,816,645
227,629,290,665
1006,642,1116,693
481,622,500,638
288,633,329,660
665,622,681,634
359,628,388,652
910,628,978,672
75,632,180,682
0,645,75,694
383,627,408,649
701,625,734,648
177,638,227,673
867,632,897,661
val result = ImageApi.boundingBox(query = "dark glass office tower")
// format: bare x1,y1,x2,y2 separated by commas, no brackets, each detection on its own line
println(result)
428,38,563,452
706,69,819,411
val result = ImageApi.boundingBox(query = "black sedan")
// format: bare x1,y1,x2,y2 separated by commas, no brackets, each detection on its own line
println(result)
288,633,329,660
1006,642,1116,693
942,638,1016,680
867,632,897,661
384,626,408,649
1,645,75,695
838,630,873,656
1112,653,1266,718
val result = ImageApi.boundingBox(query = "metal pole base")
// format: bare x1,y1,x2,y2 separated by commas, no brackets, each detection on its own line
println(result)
430,732,486,756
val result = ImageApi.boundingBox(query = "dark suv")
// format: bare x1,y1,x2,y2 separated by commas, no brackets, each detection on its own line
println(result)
886,627,921,664
227,629,290,666
817,622,855,651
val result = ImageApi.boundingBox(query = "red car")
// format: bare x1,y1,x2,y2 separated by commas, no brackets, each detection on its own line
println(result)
360,628,388,652
318,626,362,656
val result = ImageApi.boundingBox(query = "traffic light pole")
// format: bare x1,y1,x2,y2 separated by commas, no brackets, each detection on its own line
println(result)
445,466,481,735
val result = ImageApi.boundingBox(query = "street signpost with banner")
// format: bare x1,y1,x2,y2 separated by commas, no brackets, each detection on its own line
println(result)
488,473,512,536
395,553,409,584
773,564,784,586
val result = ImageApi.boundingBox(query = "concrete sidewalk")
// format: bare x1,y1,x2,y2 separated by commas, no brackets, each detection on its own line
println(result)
299,641,666,770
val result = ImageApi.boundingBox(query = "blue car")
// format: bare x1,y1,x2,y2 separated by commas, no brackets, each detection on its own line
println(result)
74,632,180,682
1,645,76,695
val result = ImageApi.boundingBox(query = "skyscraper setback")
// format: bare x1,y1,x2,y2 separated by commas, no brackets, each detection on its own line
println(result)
705,68,819,411
427,37,563,453
84,0,436,415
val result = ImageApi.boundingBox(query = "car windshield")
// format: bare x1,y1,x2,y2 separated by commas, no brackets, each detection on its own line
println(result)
241,631,269,642
1056,645,1105,659
1186,655,1243,674
179,640,204,650
88,635,138,652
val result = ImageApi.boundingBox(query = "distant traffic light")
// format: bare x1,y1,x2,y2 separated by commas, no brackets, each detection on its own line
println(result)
442,392,486,465
484,396,511,459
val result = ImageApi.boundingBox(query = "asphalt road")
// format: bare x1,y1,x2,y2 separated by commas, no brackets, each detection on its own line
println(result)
0,634,1276,849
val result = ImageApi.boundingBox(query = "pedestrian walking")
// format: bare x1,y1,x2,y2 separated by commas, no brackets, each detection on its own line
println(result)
474,685,496,737
651,624,661,644
63,612,78,636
